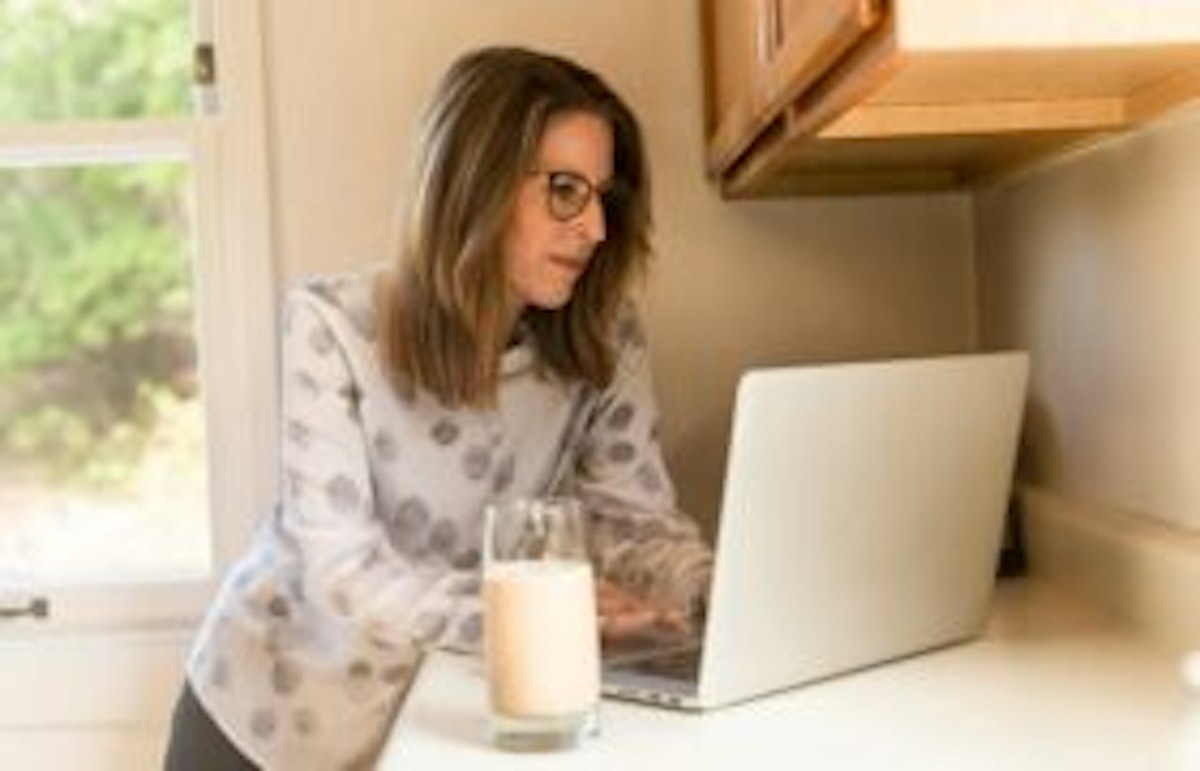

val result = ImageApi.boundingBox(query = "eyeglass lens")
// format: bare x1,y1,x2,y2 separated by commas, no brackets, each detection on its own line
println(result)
544,170,615,222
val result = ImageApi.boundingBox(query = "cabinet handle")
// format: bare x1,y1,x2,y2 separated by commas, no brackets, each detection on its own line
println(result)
756,0,782,65
770,0,784,51
0,596,50,621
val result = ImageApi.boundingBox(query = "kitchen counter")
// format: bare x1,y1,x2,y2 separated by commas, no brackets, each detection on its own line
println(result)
377,579,1199,769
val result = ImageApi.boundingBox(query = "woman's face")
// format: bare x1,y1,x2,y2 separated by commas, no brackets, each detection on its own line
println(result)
503,110,614,315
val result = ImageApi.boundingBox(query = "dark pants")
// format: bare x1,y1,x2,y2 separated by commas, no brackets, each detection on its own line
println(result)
163,683,260,771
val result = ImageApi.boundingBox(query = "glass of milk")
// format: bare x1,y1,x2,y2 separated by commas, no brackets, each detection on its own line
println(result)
482,496,600,751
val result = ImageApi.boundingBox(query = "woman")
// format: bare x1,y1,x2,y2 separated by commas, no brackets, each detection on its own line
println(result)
164,46,712,770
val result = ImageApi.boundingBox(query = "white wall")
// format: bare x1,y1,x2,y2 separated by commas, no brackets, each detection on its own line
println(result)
0,630,189,769
262,0,976,530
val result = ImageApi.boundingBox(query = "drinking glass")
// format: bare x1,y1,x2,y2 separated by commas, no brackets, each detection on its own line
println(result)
482,496,600,751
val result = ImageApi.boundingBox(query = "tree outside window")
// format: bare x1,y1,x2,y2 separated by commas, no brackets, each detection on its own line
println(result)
0,0,210,582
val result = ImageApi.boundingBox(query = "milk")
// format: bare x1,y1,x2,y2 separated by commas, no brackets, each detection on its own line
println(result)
483,559,600,718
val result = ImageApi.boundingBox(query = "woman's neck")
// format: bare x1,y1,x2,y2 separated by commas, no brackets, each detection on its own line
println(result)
501,296,526,350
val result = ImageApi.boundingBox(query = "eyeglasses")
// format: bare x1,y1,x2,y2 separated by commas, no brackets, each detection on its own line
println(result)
531,169,620,222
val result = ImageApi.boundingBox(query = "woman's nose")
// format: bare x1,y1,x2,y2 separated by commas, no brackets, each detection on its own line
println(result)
578,194,606,245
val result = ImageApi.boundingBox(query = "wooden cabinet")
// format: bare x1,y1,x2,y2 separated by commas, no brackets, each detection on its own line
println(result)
701,1,1200,196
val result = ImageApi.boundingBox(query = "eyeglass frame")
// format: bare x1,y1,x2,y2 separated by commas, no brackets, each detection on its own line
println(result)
528,168,624,223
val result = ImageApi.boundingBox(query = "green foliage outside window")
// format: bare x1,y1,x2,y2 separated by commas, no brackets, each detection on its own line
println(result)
0,0,190,121
0,0,196,489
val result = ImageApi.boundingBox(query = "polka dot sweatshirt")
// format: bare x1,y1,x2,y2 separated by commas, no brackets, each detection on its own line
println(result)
185,265,713,770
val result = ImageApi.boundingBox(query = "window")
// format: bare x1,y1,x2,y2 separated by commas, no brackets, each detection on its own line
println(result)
0,0,276,629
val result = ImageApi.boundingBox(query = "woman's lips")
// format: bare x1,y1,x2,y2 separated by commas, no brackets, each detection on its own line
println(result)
550,254,587,275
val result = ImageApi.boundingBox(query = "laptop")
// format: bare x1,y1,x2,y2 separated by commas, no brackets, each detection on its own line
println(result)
601,351,1030,710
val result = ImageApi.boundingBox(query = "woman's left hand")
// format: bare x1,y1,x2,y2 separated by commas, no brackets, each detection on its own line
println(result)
596,579,689,643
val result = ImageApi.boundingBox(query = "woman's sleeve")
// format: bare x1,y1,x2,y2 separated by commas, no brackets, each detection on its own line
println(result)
276,289,479,654
570,307,713,614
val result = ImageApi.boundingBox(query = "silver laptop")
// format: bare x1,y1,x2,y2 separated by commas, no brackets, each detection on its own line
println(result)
601,351,1030,710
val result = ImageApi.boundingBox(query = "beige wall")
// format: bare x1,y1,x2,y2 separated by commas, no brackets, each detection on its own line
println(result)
975,104,1200,534
263,0,976,530
974,104,1200,646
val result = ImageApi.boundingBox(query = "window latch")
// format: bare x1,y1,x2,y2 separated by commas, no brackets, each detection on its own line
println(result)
0,596,50,622
192,41,219,114
193,43,216,87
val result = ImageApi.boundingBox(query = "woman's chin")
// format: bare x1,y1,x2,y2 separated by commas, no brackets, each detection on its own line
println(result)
526,285,577,311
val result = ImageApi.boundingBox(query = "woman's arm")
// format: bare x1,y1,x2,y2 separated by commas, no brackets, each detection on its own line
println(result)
275,289,476,653
570,306,712,630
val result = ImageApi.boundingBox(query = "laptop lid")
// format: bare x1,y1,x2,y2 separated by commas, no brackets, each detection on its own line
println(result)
695,351,1029,708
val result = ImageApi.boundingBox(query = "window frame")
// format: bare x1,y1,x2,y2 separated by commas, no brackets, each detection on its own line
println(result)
0,0,277,633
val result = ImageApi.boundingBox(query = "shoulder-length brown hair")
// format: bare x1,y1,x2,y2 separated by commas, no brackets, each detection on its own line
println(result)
379,46,652,408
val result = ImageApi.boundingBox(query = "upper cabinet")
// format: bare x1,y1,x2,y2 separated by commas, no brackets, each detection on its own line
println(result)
701,0,1200,196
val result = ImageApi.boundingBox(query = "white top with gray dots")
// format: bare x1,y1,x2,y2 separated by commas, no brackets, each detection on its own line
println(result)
185,264,713,770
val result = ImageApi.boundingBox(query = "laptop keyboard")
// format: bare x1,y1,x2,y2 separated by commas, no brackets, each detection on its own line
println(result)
604,633,703,683
618,645,701,681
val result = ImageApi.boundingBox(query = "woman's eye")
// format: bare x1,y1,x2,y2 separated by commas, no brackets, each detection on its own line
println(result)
550,179,586,204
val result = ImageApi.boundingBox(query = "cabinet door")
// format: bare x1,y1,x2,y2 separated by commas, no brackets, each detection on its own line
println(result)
704,0,882,176
703,0,762,175
763,0,883,117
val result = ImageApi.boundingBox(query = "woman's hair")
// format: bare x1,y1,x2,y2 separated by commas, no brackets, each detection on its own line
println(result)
379,46,652,408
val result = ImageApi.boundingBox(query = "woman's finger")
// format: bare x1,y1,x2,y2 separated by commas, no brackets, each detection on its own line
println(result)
657,607,690,634
596,581,640,613
599,609,659,640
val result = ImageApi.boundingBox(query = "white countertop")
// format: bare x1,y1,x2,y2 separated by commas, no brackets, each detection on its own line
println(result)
378,579,1200,770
